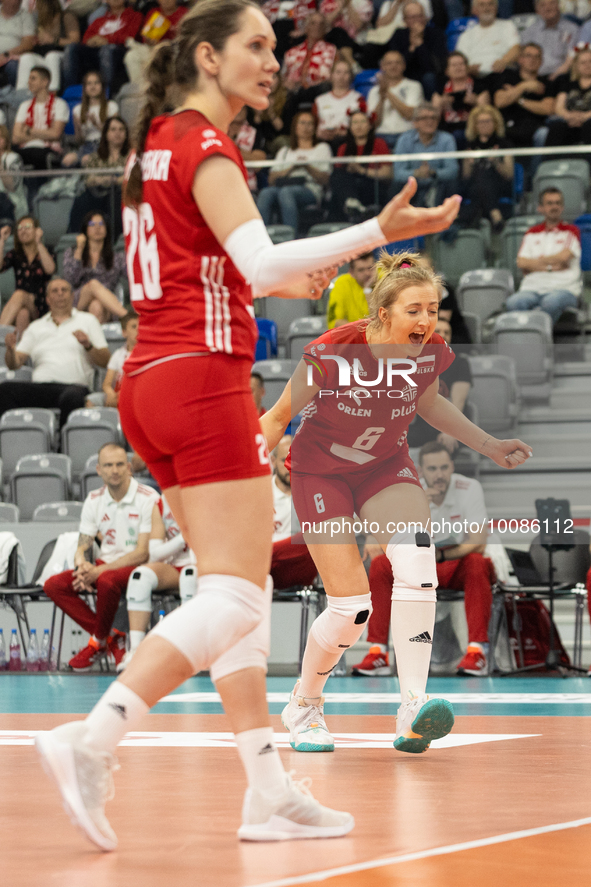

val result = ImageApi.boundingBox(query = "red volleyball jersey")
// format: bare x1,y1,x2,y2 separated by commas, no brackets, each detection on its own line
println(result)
289,323,455,476
123,110,258,374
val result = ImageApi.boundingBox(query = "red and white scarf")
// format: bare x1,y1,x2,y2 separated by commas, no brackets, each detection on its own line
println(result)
25,93,56,130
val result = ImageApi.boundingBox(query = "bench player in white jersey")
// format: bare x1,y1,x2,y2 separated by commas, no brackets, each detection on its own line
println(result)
35,0,462,851
261,252,533,755
119,494,196,671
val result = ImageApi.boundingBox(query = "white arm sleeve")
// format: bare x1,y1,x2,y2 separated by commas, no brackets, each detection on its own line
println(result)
223,217,388,298
149,534,187,563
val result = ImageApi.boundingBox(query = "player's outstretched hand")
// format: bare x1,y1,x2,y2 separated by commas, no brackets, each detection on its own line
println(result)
485,438,533,469
377,177,461,243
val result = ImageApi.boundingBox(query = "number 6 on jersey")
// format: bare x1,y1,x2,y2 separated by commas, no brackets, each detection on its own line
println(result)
123,204,162,302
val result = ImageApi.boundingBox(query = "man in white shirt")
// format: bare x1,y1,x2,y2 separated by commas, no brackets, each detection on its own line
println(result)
353,442,495,677
506,187,581,325
12,66,70,169
44,443,160,671
270,435,317,589
366,51,424,148
0,0,35,86
2,277,110,426
456,0,520,79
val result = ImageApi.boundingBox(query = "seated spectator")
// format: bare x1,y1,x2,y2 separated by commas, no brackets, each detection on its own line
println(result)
0,0,36,87
0,125,28,222
544,46,591,149
102,309,138,407
282,12,337,104
319,0,375,63
313,59,365,146
44,443,159,671
521,0,579,80
269,435,317,591
15,0,80,92
329,110,391,220
124,0,187,85
1,277,110,427
120,493,194,672
12,66,69,171
0,216,55,335
63,211,127,323
387,1,447,99
407,316,472,451
456,0,520,86
460,104,513,232
326,251,375,327
393,103,459,207
352,441,495,677
252,71,289,154
505,186,580,325
366,50,424,148
68,116,130,239
228,107,267,194
257,110,332,233
432,51,490,147
494,42,556,150
62,0,143,92
62,71,119,168
250,371,266,417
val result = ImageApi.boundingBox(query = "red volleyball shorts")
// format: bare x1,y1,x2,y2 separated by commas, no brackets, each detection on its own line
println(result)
119,354,271,490
291,448,422,528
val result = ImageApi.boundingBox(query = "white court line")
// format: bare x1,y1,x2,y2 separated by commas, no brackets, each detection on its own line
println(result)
161,691,591,705
247,816,591,887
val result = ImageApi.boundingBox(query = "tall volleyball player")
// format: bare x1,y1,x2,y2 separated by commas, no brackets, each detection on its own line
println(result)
35,0,461,850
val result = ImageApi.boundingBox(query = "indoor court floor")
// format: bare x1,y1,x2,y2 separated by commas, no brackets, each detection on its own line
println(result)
1,674,590,887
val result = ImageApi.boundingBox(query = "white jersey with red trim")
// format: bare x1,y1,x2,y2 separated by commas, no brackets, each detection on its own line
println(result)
159,494,195,568
122,110,258,375
79,477,160,564
288,323,454,476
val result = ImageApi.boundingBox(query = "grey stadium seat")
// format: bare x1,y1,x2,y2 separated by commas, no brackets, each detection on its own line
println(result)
266,225,295,243
0,408,56,481
287,316,328,361
252,359,297,410
101,322,126,354
33,194,75,248
32,501,84,522
531,159,590,218
0,502,19,522
456,268,514,323
80,452,104,499
61,408,123,478
461,311,481,345
431,228,487,287
261,298,314,345
307,223,352,237
466,354,519,435
54,234,78,276
0,366,33,383
491,311,553,398
10,454,72,521
500,215,542,279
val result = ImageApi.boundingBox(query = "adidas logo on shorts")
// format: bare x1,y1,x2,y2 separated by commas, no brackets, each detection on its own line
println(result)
397,467,415,479
409,631,432,644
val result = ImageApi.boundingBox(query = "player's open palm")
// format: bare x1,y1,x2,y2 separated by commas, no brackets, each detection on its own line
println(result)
377,177,461,243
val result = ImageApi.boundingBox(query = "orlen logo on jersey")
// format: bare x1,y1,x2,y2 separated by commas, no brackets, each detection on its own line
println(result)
306,355,417,388
399,384,417,402
201,137,223,150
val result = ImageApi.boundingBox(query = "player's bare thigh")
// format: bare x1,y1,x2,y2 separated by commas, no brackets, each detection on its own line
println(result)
304,518,369,598
360,482,432,550
165,475,274,590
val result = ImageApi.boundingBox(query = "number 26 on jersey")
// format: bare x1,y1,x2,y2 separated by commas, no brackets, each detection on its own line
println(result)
123,204,162,302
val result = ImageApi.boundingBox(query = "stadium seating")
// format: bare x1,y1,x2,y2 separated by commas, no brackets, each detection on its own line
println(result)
261,298,314,345
54,234,78,276
266,225,296,243
33,194,74,248
61,407,123,479
0,366,33,383
462,311,481,344
255,318,278,360
457,268,514,323
251,359,297,410
11,454,72,520
530,160,590,219
491,311,554,398
466,353,519,434
80,453,103,499
432,228,488,286
0,408,56,482
0,502,19,522
32,501,84,522
101,322,126,354
445,16,477,50
500,215,543,279
287,316,328,361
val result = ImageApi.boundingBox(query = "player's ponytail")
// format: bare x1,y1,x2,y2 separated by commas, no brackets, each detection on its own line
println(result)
124,0,259,207
366,251,443,334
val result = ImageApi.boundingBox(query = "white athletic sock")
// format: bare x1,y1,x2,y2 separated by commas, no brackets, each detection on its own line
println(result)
129,630,145,652
235,727,287,802
390,600,436,701
83,681,150,755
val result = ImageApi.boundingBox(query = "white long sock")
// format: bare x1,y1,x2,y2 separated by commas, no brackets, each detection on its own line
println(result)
129,630,145,652
390,600,436,701
83,681,149,755
235,727,287,802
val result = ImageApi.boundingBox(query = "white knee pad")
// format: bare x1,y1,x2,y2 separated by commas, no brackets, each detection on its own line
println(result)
179,565,197,604
310,593,372,656
386,529,437,603
210,576,273,683
149,573,267,673
126,566,158,613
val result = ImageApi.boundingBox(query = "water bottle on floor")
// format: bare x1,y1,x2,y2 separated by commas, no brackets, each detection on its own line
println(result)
158,609,166,622
39,629,51,671
9,629,21,671
0,629,6,670
26,629,39,672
